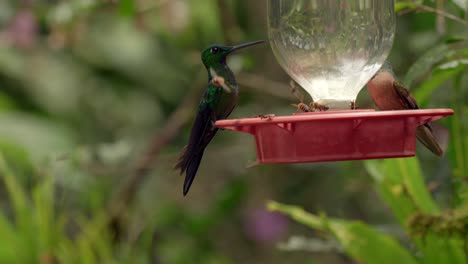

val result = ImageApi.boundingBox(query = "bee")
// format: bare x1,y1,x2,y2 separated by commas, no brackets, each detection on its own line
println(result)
292,102,311,112
255,114,275,120
310,102,329,112
289,80,311,113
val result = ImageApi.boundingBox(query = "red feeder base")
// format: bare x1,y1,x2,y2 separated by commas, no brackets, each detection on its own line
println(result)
215,109,453,164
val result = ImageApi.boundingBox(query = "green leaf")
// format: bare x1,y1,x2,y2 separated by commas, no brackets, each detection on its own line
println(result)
0,213,18,262
119,0,135,18
413,62,466,107
268,201,419,264
0,154,29,228
454,117,468,180
403,40,468,89
404,43,453,88
331,222,417,264
267,201,325,230
395,158,439,214
365,158,466,264
367,157,440,215
365,159,418,224
33,176,56,255
450,71,468,202
0,113,74,163
452,0,468,12
367,158,439,216
395,2,416,12
0,154,36,263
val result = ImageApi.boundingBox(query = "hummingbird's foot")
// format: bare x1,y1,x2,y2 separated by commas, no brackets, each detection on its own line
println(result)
212,120,225,130
246,160,260,169
291,102,311,113
350,101,358,110
310,102,329,112
255,114,275,120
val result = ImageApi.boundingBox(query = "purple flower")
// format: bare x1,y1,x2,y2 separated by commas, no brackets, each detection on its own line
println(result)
245,209,289,243
7,9,38,49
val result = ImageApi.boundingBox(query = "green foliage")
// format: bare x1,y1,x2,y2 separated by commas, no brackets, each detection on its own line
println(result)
366,158,466,264
0,154,106,263
0,0,466,263
270,158,468,264
268,201,419,264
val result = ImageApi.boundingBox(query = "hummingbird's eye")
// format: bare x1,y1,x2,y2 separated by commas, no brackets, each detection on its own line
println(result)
210,47,219,54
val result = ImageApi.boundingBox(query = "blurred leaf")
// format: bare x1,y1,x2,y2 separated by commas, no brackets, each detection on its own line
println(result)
0,154,36,262
366,157,439,215
365,158,466,264
396,158,439,214
183,0,223,46
450,71,468,203
0,113,74,163
404,40,468,88
395,2,417,12
212,180,246,217
452,0,468,12
119,0,135,18
185,180,247,235
404,43,452,88
277,236,341,253
268,201,419,264
47,2,74,24
413,60,467,106
0,212,17,261
0,154,29,228
451,111,468,178
0,44,26,78
33,175,57,256
0,92,17,112
365,159,418,224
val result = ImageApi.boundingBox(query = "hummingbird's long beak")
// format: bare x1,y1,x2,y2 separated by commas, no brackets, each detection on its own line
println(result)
228,40,264,54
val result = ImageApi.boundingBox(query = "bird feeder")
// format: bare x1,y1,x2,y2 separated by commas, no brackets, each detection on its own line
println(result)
216,109,453,164
215,0,454,164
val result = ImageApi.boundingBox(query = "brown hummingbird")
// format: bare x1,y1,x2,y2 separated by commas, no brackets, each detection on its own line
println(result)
367,62,447,156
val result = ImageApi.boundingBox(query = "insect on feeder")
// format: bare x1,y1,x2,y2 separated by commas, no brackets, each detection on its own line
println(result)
216,0,453,164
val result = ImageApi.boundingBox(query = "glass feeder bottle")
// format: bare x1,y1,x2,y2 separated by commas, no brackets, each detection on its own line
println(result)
268,0,396,109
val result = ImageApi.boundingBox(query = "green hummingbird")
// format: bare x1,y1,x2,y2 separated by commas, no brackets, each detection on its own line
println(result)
367,62,446,156
175,40,264,196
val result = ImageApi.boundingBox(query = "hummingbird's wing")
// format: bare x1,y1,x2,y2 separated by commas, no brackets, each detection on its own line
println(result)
393,81,419,110
393,82,445,156
175,86,222,195
416,126,444,156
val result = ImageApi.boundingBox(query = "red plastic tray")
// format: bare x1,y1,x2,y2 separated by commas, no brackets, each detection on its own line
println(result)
215,109,453,164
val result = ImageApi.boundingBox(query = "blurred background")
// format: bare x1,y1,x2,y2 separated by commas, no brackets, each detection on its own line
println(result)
0,0,466,263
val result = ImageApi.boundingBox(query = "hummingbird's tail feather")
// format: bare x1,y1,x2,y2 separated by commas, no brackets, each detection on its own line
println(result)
416,124,445,156
174,104,219,195
431,123,450,154
174,144,206,196
174,145,188,174
183,153,204,196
